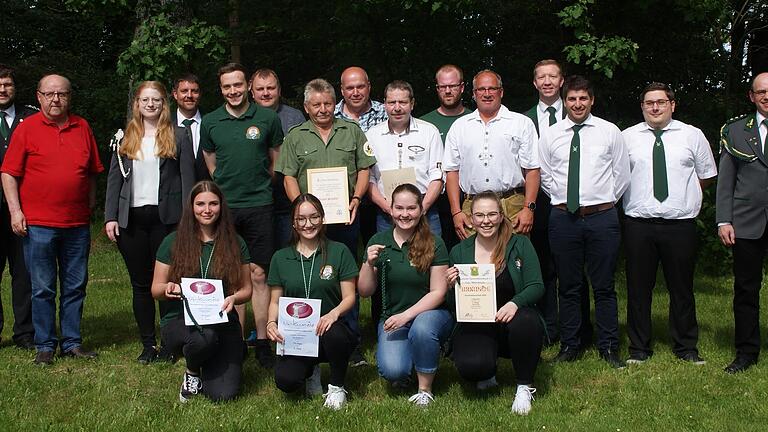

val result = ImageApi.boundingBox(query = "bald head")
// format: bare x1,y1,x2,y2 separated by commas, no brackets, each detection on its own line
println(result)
340,66,371,113
750,72,768,117
37,74,72,124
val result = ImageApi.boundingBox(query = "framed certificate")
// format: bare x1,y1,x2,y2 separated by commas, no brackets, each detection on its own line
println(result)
180,278,229,326
454,264,497,322
307,167,350,224
380,167,417,201
277,297,322,357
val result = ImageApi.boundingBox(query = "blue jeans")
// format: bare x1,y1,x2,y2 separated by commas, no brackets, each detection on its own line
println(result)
376,309,453,381
376,207,442,236
24,225,91,353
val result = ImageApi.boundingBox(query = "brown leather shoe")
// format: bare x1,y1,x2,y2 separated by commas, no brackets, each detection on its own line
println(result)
61,347,98,359
34,351,55,365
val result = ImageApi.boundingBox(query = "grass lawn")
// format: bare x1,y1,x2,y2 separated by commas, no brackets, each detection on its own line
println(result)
0,228,767,431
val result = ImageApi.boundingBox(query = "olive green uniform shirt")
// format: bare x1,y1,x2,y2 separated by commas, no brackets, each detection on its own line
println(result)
275,118,376,197
365,229,449,320
268,240,359,316
155,232,250,326
200,103,284,208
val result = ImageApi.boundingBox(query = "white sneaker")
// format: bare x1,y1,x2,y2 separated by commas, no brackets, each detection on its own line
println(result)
476,375,498,390
511,384,536,415
408,390,434,407
179,371,202,403
306,365,323,396
322,384,348,410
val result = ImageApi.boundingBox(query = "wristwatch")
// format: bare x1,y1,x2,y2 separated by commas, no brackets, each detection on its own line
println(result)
526,202,536,211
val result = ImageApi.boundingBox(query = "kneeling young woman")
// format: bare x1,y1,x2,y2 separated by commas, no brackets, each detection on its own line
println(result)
446,191,545,415
358,183,452,407
151,181,252,402
267,194,357,410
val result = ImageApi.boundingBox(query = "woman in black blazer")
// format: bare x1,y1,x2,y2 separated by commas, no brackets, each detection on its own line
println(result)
105,80,194,364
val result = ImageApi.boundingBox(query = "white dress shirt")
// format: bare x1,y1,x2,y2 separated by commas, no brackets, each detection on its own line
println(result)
443,105,538,194
366,117,444,196
1,105,16,132
757,111,767,149
536,98,564,132
176,109,202,155
622,120,717,219
539,114,630,206
132,137,160,207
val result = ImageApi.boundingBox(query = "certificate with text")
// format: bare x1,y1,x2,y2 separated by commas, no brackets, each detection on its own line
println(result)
277,297,322,358
380,167,417,201
454,264,497,322
180,278,228,326
307,167,350,224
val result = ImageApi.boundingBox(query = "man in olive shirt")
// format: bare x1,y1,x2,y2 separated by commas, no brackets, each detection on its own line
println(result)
421,64,472,251
201,63,284,368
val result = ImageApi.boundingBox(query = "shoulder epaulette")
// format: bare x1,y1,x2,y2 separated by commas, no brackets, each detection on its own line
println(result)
24,104,39,112
286,122,304,134
719,114,757,161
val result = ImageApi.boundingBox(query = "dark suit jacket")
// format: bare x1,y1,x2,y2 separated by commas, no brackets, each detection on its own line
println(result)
715,113,768,239
0,104,38,165
171,110,210,182
104,128,195,228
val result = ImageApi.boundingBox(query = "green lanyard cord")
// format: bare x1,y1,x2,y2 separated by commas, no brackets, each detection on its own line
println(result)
376,247,391,318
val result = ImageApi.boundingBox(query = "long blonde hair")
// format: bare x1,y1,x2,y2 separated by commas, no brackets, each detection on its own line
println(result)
470,191,514,272
392,184,434,273
120,81,176,160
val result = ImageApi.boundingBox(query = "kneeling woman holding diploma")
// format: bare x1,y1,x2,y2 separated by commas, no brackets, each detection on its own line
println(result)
267,194,358,410
446,191,545,415
151,181,252,402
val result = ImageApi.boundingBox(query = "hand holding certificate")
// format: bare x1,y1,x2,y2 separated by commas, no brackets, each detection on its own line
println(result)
276,297,322,357
454,264,497,322
181,278,229,326
307,167,350,224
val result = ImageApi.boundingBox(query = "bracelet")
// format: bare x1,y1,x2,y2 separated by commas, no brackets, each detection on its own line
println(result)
451,210,463,217
351,196,361,202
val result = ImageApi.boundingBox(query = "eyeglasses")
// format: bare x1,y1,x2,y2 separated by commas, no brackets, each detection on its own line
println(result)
139,97,163,105
642,99,671,109
436,83,463,92
472,211,501,221
294,214,322,227
751,89,768,97
37,91,70,101
474,87,501,94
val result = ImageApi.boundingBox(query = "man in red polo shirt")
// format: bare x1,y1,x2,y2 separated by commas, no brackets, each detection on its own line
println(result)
1,74,104,366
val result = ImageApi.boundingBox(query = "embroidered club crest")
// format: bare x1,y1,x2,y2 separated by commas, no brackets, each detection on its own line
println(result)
246,126,261,140
363,141,374,157
515,257,522,270
320,265,334,280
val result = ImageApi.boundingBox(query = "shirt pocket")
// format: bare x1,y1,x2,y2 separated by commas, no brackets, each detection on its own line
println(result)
503,133,522,154
332,140,356,166
294,143,319,165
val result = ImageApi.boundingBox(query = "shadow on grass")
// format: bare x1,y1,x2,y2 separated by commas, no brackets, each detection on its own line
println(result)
81,308,136,350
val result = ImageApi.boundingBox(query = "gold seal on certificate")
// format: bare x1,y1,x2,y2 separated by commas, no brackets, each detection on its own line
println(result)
454,264,497,322
380,167,416,201
307,167,350,225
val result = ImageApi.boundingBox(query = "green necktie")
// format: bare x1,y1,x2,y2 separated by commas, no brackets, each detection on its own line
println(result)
567,124,584,213
546,106,557,126
182,118,195,142
0,112,9,140
652,129,668,202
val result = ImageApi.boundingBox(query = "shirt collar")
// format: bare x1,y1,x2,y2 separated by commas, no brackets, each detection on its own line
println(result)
40,113,77,128
537,98,562,114
467,105,513,122
381,116,418,135
2,104,16,119
756,111,767,128
176,109,202,126
643,119,679,132
564,113,594,129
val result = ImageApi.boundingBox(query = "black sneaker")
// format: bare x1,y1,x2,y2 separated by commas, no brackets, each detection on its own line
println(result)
156,345,177,364
599,350,626,369
349,346,368,367
553,346,583,363
678,352,706,365
137,346,158,365
179,371,202,403
254,339,275,369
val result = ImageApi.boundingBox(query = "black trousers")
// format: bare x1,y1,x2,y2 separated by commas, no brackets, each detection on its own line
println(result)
732,226,768,358
452,308,544,385
116,206,174,349
624,217,700,357
549,207,621,353
0,201,33,343
162,312,245,402
274,321,355,392
531,191,593,346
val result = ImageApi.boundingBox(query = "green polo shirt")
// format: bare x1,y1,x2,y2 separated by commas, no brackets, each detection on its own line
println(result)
155,232,250,326
275,118,376,197
365,229,449,320
200,103,284,208
268,240,358,316
420,108,471,144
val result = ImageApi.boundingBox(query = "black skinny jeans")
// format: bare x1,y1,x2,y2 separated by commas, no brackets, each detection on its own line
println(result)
452,307,544,385
116,205,174,349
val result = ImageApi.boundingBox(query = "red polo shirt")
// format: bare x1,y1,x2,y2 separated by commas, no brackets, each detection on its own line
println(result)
1,112,105,227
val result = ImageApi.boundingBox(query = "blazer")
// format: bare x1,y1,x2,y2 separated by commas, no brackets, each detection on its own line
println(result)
104,127,195,228
715,113,768,240
0,104,38,164
171,110,210,182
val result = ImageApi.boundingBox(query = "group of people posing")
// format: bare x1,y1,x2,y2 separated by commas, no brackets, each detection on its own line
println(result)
1,60,767,414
